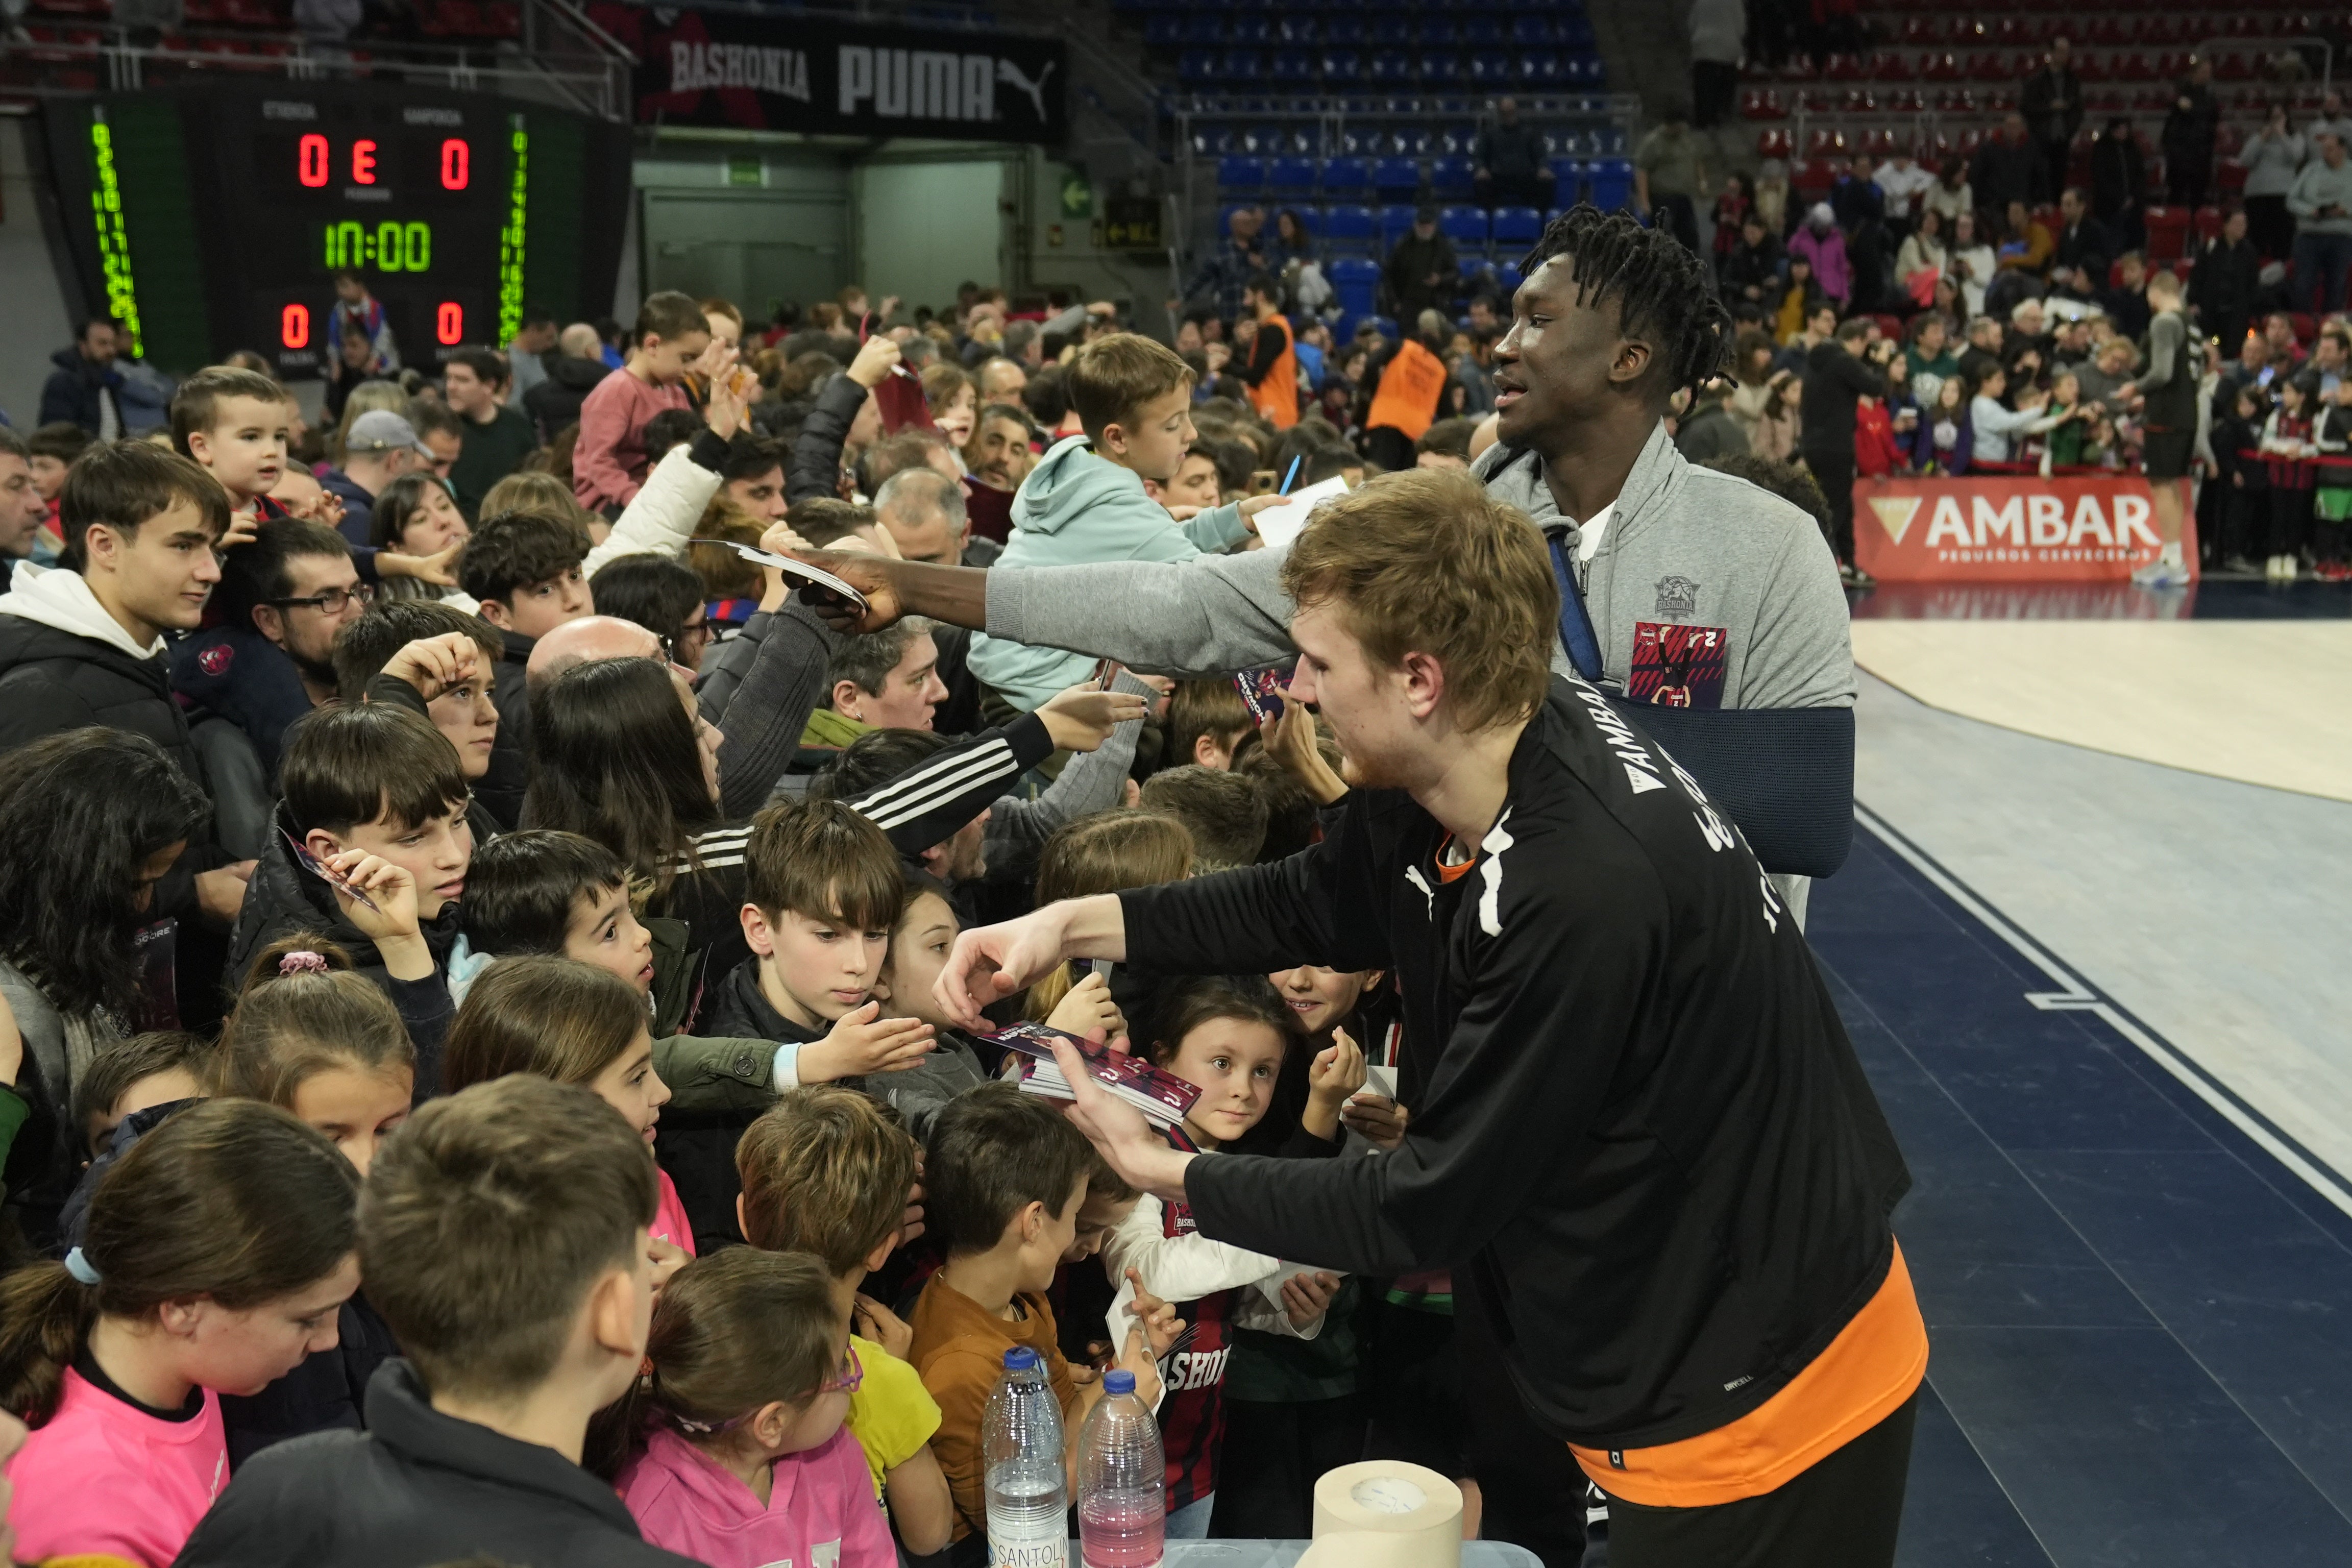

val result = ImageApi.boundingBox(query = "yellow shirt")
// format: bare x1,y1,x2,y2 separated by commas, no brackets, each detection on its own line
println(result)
845,1334,942,1498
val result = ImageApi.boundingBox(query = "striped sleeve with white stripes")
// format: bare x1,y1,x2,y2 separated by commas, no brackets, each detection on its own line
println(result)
847,712,1058,855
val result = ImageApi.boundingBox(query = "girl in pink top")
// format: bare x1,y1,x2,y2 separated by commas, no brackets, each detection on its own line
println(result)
607,1249,894,1568
443,955,696,1280
0,1100,361,1567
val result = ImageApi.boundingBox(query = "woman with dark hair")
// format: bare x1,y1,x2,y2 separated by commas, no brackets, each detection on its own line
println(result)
1268,208,1317,273
586,555,713,671
368,472,475,609
0,728,212,1248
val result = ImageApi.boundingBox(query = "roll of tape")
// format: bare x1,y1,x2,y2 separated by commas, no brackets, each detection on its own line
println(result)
1311,1460,1463,1568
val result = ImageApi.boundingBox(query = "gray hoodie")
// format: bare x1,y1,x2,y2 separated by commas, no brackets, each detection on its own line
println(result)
985,421,1853,712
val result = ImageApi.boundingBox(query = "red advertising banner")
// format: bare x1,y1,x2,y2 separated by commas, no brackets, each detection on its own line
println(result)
1853,475,2192,583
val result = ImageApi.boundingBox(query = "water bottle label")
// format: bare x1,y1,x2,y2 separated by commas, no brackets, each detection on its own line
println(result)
988,1530,1067,1567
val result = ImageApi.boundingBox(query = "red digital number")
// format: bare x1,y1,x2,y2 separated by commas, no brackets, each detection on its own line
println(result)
298,134,328,187
440,138,469,190
352,139,378,185
281,303,310,349
435,302,464,345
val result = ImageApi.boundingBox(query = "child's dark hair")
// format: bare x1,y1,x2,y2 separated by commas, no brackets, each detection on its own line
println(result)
444,956,648,1092
589,555,707,653
743,797,902,932
633,290,710,347
459,510,589,606
1025,810,1195,1020
1138,766,1269,869
587,1248,841,1479
461,830,630,954
1146,975,1291,1068
223,934,414,1109
735,1086,919,1270
924,1082,1095,1255
59,440,232,571
360,1075,654,1403
1520,203,1735,407
1167,679,1254,769
281,701,472,837
0,1099,357,1425
168,364,286,455
332,597,504,700
68,1031,218,1154
523,656,719,894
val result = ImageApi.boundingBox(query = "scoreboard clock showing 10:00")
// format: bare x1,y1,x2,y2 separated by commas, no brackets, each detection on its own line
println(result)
253,97,524,375
44,83,628,377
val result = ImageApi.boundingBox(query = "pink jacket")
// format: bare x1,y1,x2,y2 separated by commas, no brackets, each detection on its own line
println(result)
573,368,687,513
1788,225,1853,306
620,1424,895,1568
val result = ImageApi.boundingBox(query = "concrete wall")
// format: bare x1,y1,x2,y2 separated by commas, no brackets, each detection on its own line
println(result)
0,119,78,429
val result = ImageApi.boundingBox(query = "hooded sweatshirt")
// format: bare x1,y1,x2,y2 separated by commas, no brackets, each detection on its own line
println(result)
965,434,1252,711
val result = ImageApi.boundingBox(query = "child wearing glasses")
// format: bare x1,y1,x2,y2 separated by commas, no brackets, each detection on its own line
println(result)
606,1248,896,1568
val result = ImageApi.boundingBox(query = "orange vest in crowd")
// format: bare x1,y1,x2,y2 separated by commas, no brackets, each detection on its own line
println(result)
1367,338,1448,441
1248,314,1300,429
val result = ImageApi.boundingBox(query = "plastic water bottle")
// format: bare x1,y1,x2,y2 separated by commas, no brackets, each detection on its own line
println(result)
1076,1369,1165,1568
984,1346,1068,1567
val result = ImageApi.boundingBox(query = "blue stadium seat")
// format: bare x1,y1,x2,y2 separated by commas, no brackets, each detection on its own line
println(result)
1588,158,1633,210
1371,158,1423,199
1181,14,1222,43
1365,15,1408,46
1597,126,1628,155
1509,15,1555,44
1439,205,1489,250
1319,157,1369,197
1393,126,1434,157
1229,16,1269,44
1274,15,1315,42
1461,17,1504,45
1270,49,1315,85
1411,16,1456,45
1492,206,1543,246
1219,50,1263,83
1330,256,1382,318
1436,124,1476,157
1378,203,1421,246
1420,52,1466,86
1338,126,1384,156
1321,15,1361,46
1324,204,1377,254
1240,124,1285,154
1368,50,1412,85
1520,52,1563,87
1430,157,1477,200
1267,156,1318,195
1468,52,1512,86
1319,48,1361,83
1180,48,1218,84
1145,14,1184,46
1548,158,1585,200
1217,156,1265,193
1494,262,1526,296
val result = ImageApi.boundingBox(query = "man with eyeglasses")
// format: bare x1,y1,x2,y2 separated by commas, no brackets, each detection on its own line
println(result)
170,518,374,859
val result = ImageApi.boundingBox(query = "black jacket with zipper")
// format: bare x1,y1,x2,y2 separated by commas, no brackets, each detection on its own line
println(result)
1141,675,1909,1452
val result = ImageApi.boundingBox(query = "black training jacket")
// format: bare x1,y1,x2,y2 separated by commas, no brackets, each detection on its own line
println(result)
1136,675,1909,1452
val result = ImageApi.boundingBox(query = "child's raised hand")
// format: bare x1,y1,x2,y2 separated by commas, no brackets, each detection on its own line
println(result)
853,1292,915,1361
1045,970,1126,1045
803,1000,934,1083
1340,1093,1411,1151
1281,1270,1340,1328
319,849,422,940
1300,1026,1367,1142
1125,1267,1186,1361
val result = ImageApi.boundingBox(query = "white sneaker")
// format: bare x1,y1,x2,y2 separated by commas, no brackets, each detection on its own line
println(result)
2132,557,2190,588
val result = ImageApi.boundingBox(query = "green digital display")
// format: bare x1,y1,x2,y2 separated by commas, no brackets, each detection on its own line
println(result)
86,110,145,357
321,220,435,273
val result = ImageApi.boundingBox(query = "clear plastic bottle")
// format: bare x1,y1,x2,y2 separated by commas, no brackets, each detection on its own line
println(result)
1076,1368,1165,1568
984,1346,1068,1567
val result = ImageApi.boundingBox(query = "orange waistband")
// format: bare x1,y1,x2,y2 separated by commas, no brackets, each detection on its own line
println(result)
1570,1239,1928,1509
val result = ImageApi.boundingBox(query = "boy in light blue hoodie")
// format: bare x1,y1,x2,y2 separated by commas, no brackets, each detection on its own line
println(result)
967,333,1270,711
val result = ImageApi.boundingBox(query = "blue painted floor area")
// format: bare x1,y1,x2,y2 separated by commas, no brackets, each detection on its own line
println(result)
1809,826,2352,1568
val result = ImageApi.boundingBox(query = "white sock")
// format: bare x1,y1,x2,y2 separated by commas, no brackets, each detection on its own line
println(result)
2162,541,2183,567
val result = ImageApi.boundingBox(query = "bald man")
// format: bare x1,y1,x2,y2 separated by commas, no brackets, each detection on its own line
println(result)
872,469,973,567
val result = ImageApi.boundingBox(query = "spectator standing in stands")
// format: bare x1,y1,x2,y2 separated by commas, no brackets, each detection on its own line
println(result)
573,292,716,516
1828,155,1882,234
1922,158,1972,230
2022,39,2085,207
2162,57,2220,210
38,320,124,439
524,323,614,445
1788,204,1851,309
1971,113,2045,217
2306,90,2352,163
2289,132,2352,314
327,270,399,373
504,308,558,402
440,349,539,523
1383,207,1459,326
1688,0,1744,131
1633,103,1707,254
1237,274,1301,431
1183,208,1267,325
1721,211,1784,312
1872,150,1936,239
2090,117,2149,255
2191,209,2262,359
1474,99,1556,211
2238,106,2304,263
1800,318,1888,579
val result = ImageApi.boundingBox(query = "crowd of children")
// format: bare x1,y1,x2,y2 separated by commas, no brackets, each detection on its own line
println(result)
0,291,1489,1568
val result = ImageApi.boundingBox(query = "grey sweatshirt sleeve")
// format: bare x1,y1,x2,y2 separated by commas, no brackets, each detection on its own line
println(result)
708,601,837,821
982,549,1298,676
982,669,1153,875
2139,314,2186,394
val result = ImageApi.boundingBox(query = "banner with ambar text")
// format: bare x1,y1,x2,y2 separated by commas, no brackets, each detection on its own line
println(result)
1854,474,2189,583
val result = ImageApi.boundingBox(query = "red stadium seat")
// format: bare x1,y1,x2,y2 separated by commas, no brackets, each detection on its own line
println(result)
2194,205,2223,241
2144,205,2189,261
1757,128,1792,159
